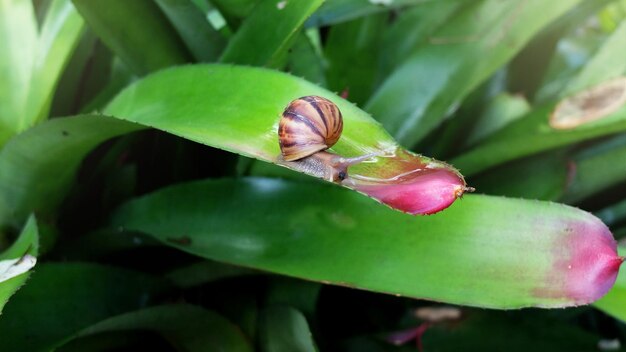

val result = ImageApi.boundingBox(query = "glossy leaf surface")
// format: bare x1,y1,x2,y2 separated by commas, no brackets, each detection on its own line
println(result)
104,64,467,215
112,178,622,309
72,0,189,75
366,0,580,146
0,115,141,228
219,0,324,67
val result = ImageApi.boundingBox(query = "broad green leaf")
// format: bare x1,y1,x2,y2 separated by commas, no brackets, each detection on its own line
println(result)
469,151,569,202
210,0,259,30
26,0,85,125
49,32,109,116
305,0,462,27
0,115,142,228
365,0,580,147
561,134,626,203
532,0,616,104
594,246,626,322
155,0,226,62
74,304,252,352
505,0,615,100
324,13,386,105
0,215,38,314
219,0,324,67
112,177,622,309
104,64,467,215
465,93,530,146
470,134,626,203
260,306,317,352
81,57,135,112
72,0,190,75
0,0,37,146
378,1,466,79
287,32,326,87
453,95,626,176
0,263,171,351
561,16,626,98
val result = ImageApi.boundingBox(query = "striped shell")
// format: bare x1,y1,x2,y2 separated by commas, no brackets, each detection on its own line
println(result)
278,96,343,161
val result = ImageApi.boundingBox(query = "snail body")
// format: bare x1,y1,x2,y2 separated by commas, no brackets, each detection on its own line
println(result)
278,96,375,183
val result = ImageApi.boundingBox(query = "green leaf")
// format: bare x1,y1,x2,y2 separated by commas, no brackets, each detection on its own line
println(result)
73,304,253,352
287,32,326,87
104,64,467,215
26,0,85,124
155,0,226,62
452,95,626,177
469,134,626,203
469,151,569,201
365,0,581,147
81,57,135,112
0,115,142,228
560,18,626,98
0,262,171,352
561,134,626,203
49,32,110,116
0,0,37,146
378,1,465,78
306,0,458,27
209,0,258,30
465,93,531,146
505,0,614,100
0,215,38,314
219,0,324,67
72,0,190,75
260,306,317,352
112,177,622,309
324,13,386,105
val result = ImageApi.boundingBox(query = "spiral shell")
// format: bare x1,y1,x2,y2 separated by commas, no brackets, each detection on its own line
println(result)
278,96,343,161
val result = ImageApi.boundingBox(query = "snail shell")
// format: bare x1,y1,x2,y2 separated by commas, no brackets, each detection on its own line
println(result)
278,96,343,161
277,96,376,183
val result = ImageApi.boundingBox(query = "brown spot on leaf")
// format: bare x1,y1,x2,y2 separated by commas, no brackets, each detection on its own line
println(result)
550,76,626,129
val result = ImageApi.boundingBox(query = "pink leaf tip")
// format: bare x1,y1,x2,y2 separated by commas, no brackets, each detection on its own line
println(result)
346,150,468,215
535,216,623,305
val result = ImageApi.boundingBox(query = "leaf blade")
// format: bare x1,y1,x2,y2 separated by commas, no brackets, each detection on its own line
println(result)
112,177,622,309
365,0,581,146
219,0,324,67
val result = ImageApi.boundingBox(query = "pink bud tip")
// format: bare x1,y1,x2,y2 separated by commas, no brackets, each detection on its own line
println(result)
535,217,623,305
353,169,466,215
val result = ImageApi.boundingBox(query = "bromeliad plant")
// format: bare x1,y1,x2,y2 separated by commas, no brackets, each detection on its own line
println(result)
1,0,626,350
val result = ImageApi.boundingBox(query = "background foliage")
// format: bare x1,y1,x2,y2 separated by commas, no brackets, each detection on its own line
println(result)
2,0,626,350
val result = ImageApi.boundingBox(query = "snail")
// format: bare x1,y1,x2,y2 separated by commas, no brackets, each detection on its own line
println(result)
278,95,376,183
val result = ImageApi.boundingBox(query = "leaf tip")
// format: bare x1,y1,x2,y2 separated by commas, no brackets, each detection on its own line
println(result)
353,168,466,215
535,216,623,306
